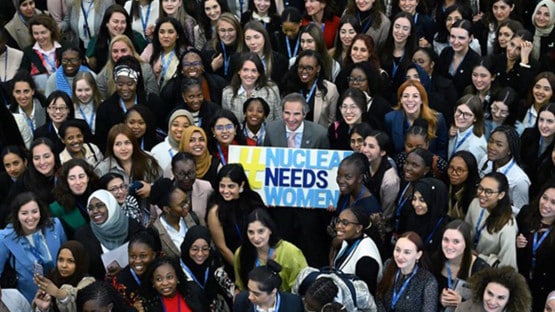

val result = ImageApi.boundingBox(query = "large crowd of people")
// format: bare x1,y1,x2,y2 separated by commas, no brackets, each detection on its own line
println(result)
0,0,555,311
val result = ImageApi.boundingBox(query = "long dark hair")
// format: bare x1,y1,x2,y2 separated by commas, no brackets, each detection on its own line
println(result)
520,181,555,239
150,17,189,65
124,105,160,151
432,220,474,280
229,52,269,94
53,159,99,212
76,281,131,312
238,208,281,290
448,150,479,216
10,192,53,237
282,50,327,97
482,172,513,234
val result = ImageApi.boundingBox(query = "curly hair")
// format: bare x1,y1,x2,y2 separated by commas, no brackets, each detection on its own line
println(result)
53,159,99,212
467,266,531,312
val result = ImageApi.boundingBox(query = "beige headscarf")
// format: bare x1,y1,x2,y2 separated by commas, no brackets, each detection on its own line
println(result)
532,0,555,60
167,109,194,149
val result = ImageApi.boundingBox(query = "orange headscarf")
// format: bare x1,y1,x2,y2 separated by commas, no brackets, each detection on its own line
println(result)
179,126,212,178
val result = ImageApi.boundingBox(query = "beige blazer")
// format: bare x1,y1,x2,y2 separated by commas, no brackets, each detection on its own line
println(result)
313,79,339,128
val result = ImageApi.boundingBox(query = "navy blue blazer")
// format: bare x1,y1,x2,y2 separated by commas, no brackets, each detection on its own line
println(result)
233,291,304,312
384,110,448,160
0,218,67,302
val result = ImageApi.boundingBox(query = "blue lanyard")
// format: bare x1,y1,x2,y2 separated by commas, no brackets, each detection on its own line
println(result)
396,183,411,217
216,143,227,165
255,247,274,267
220,42,231,76
243,124,265,146
445,261,454,289
285,36,300,59
169,148,175,159
24,112,35,131
357,11,373,33
320,22,325,33
180,260,209,289
239,0,244,18
81,1,94,38
425,217,444,245
451,129,473,158
139,3,152,37
301,79,318,104
341,188,365,212
130,268,142,286
473,208,487,248
160,50,175,82
159,293,182,312
392,54,404,78
333,238,362,269
391,266,419,310
532,229,552,272
234,223,243,242
498,159,515,175
119,96,137,113
77,104,95,130
527,109,535,128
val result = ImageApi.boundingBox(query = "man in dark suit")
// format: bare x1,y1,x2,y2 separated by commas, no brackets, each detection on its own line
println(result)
264,93,329,149
264,93,331,267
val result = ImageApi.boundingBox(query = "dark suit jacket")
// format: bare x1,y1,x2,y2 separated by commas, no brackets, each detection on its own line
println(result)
34,121,65,154
263,119,330,149
233,291,304,312
436,47,481,98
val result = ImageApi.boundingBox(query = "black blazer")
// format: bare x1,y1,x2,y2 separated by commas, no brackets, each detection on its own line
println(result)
233,291,304,312
34,121,65,154
491,53,539,100
160,72,227,107
520,128,553,188
436,47,481,98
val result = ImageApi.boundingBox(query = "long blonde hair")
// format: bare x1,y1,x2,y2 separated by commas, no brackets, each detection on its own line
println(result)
104,35,143,95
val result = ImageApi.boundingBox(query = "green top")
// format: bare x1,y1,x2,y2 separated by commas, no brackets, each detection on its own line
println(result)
49,201,87,233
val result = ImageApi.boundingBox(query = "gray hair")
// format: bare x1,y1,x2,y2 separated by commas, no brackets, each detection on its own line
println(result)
281,92,310,115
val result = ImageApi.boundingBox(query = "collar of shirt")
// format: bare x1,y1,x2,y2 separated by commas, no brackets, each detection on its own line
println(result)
32,41,62,54
252,12,270,23
456,125,474,138
286,122,304,136
18,101,35,119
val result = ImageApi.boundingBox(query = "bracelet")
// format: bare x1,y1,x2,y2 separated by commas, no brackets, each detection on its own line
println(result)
519,62,531,68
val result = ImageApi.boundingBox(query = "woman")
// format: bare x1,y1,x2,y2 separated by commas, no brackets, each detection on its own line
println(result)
86,4,148,72
179,126,220,184
201,13,243,81
59,119,103,167
343,0,391,50
96,34,159,100
207,109,246,168
75,189,143,280
150,178,200,259
448,95,487,161
98,172,141,224
76,281,133,312
124,105,162,151
293,23,339,81
240,0,281,35
282,50,339,128
516,182,555,311
221,52,280,123
234,208,307,292
433,220,489,310
242,97,270,146
45,45,94,97
432,5,481,58
175,77,222,128
520,71,555,128
405,177,448,250
8,138,61,206
328,88,367,150
478,125,529,213
301,277,350,312
463,58,498,120
531,0,555,69
379,12,417,91
332,206,383,294
464,172,517,268
494,19,523,55
454,266,531,312
61,0,114,49
4,0,42,50
394,0,434,47
193,0,229,50
436,19,481,98
34,91,76,155
124,0,160,41
302,0,340,49
491,29,538,100
273,7,302,60
485,87,523,139
361,130,399,223
234,261,304,311
141,17,188,89
49,159,99,239
151,109,193,177
95,55,166,152
0,192,67,302
376,231,438,312
32,241,95,312
206,164,265,274
72,72,102,136
241,21,288,85
0,146,27,225
384,79,448,159
9,70,46,133
332,15,360,65
111,229,161,308
159,0,196,45
21,14,63,94
474,0,517,56
520,103,555,186
350,122,372,152
446,150,479,220
140,256,209,311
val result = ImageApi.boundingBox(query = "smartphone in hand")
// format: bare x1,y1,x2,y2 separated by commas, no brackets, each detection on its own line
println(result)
34,262,44,276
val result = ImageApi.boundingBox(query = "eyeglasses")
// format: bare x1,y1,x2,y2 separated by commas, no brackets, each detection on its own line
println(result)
183,61,202,67
174,170,196,179
332,217,360,226
340,104,359,112
347,76,367,84
447,166,467,175
107,184,128,193
476,185,499,197
298,65,315,73
214,124,234,132
455,108,473,119
61,58,80,64
87,202,106,212
47,106,68,112
491,105,509,118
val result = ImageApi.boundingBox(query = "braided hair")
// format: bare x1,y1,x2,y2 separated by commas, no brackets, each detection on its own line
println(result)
305,277,339,309
488,125,521,165
77,281,131,312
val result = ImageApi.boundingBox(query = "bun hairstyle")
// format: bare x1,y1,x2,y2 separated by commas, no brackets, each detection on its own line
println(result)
247,260,283,293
